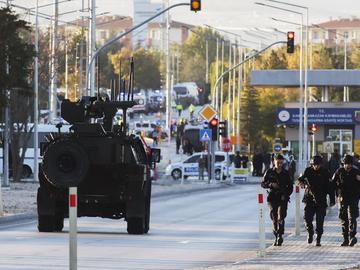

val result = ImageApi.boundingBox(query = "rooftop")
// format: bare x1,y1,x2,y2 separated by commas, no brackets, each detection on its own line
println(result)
317,17,360,29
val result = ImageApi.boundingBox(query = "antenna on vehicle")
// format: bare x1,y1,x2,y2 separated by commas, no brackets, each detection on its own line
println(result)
127,57,134,101
118,60,122,101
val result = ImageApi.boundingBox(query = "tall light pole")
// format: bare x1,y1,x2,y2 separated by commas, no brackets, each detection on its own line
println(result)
256,2,305,171
88,0,96,96
214,38,219,111
220,39,225,121
33,0,39,182
266,0,310,165
165,0,171,139
49,0,59,122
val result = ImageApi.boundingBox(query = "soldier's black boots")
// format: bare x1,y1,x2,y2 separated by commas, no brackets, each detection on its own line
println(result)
316,235,321,247
277,235,283,246
341,238,349,246
273,237,278,246
349,237,357,246
307,233,314,244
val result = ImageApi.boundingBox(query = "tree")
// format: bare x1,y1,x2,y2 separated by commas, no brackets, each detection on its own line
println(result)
109,47,161,90
180,27,223,88
0,8,35,182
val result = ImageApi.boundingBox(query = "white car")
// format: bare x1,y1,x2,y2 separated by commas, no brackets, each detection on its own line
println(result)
166,151,234,180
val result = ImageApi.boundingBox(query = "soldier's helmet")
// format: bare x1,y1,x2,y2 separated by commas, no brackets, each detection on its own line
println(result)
311,155,323,165
342,154,354,165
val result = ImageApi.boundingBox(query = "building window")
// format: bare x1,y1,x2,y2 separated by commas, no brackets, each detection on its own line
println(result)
329,129,353,156
313,31,319,39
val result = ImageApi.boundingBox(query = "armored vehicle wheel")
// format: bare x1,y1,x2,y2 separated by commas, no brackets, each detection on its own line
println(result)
144,180,152,234
42,138,89,188
22,165,32,178
38,215,55,232
127,218,145,235
171,169,182,180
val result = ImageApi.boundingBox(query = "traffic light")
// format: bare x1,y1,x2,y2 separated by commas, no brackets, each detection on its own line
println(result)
190,0,201,12
208,117,218,141
219,120,228,138
309,123,317,135
287,31,295,53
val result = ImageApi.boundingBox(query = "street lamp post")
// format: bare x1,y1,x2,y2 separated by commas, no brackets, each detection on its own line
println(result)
266,0,311,167
256,1,305,172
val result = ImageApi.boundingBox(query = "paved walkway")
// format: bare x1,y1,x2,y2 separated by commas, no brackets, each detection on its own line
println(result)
202,207,360,270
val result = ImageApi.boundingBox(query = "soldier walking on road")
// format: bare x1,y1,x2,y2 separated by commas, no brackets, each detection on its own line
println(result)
298,155,331,246
332,155,360,246
261,154,293,246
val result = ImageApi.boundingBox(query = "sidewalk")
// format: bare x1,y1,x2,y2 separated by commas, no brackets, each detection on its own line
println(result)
203,207,360,270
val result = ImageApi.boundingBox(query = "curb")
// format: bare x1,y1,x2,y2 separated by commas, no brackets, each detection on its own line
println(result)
0,212,36,225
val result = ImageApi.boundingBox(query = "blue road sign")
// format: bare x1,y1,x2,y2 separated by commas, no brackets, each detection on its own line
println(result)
200,129,212,142
274,144,282,153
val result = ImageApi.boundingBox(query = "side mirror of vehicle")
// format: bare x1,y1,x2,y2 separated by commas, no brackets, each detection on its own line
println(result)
151,148,161,163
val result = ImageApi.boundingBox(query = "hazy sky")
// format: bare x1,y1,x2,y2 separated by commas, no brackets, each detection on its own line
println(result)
8,0,360,42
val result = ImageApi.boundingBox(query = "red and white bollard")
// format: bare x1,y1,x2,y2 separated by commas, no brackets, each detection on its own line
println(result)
295,184,301,236
69,187,77,270
258,190,266,257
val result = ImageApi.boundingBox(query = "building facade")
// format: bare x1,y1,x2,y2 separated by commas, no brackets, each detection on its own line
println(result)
277,102,360,158
311,17,360,45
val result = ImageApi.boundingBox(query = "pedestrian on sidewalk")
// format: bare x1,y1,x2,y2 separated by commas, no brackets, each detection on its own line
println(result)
298,155,331,246
332,154,360,247
261,154,293,246
198,154,206,180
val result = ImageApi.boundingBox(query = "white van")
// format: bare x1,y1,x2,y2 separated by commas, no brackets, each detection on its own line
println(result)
0,124,70,178
173,82,199,105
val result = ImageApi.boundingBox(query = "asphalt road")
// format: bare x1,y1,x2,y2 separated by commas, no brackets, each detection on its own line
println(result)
0,185,297,270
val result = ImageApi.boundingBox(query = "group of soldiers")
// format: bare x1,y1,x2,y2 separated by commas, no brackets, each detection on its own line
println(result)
261,153,360,247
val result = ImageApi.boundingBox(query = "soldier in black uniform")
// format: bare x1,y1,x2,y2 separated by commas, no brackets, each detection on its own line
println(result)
298,155,330,246
261,154,293,246
332,154,360,246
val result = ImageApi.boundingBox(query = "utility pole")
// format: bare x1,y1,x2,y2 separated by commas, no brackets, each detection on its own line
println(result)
214,38,219,111
89,0,96,96
232,42,237,135
205,40,209,84
220,40,224,121
49,0,58,122
236,46,242,151
79,0,85,97
227,43,232,136
165,0,171,136
33,0,39,183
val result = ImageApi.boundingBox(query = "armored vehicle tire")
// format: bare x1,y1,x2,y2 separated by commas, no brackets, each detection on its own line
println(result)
144,180,152,234
22,165,32,178
127,217,145,235
42,138,89,188
54,214,64,232
171,169,182,180
38,215,55,232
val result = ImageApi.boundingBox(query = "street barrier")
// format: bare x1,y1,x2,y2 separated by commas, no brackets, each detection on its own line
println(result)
258,189,266,257
69,187,77,270
295,184,301,235
231,166,248,183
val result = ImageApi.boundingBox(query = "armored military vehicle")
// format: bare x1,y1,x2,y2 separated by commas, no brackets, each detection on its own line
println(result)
37,60,160,234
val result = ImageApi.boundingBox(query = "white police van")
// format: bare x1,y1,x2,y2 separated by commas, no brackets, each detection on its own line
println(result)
166,151,234,180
